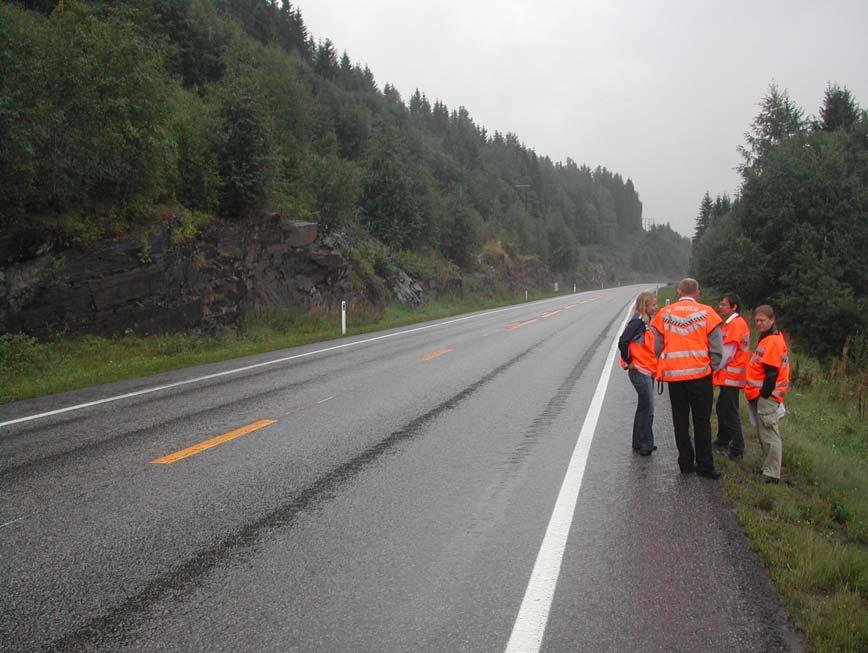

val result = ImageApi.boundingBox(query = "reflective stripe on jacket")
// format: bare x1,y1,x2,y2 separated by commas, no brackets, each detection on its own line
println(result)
745,331,791,402
713,313,751,388
650,298,722,382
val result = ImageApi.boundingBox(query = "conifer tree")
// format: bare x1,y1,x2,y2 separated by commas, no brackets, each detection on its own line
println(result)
693,192,713,243
738,83,805,173
818,83,859,132
314,38,338,79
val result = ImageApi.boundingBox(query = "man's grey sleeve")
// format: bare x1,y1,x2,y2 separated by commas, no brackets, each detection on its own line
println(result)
719,342,736,368
708,325,723,370
651,326,664,357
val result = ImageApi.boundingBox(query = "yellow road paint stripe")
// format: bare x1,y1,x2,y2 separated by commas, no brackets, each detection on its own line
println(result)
420,348,453,362
541,310,562,318
151,419,277,464
563,303,578,309
506,319,538,331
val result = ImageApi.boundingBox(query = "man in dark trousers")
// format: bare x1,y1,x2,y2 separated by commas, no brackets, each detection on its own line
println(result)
712,293,751,459
650,278,724,478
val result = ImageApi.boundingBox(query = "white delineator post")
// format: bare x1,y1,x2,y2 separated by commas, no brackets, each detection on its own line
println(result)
341,300,347,335
525,289,528,301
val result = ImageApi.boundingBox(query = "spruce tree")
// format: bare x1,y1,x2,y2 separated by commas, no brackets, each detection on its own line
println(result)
738,82,806,173
693,192,713,243
819,83,859,132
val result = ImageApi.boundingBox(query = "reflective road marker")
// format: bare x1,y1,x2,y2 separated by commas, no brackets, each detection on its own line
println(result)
420,348,453,362
505,319,538,331
151,419,277,464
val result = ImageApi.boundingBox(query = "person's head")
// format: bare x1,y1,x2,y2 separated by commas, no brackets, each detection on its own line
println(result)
634,291,658,321
754,304,775,332
676,278,700,298
719,292,741,319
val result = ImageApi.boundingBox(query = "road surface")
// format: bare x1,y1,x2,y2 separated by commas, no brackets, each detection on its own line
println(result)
0,286,801,651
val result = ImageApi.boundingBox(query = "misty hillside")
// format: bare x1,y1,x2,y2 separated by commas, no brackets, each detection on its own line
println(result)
0,0,690,279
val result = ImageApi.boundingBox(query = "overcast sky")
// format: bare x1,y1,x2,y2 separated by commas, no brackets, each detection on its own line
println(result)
297,1,868,237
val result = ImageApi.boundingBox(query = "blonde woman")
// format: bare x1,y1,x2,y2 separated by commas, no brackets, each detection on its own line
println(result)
618,291,659,455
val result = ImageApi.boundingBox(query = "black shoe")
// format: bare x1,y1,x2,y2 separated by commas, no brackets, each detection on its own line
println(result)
697,469,721,480
727,449,744,460
639,448,652,456
763,475,780,484
679,465,696,474
713,442,729,454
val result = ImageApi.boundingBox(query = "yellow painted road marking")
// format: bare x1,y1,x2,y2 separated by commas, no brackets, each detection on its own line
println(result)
563,303,578,309
420,348,453,362
506,319,538,331
541,310,562,318
151,419,277,464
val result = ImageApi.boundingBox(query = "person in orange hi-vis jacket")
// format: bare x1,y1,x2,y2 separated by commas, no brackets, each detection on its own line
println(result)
745,305,791,483
618,291,659,456
650,278,723,478
712,293,751,460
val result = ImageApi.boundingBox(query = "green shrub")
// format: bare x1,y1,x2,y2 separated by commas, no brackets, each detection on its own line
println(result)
171,208,212,246
0,334,41,375
397,249,438,279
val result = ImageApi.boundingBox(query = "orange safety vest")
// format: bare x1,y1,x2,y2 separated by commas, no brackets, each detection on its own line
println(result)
650,297,722,382
620,327,657,377
713,313,750,388
745,331,790,403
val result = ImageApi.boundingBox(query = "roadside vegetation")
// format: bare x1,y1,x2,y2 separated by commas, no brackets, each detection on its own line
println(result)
690,82,867,362
683,83,867,651
658,285,868,652
0,286,566,404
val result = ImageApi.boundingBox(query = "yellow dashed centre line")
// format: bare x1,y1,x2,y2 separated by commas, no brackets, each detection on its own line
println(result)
505,319,538,331
541,310,562,318
420,348,453,362
151,419,277,464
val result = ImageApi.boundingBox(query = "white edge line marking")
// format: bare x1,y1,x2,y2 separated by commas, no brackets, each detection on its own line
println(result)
0,515,29,530
0,292,602,428
505,302,632,653
316,396,334,405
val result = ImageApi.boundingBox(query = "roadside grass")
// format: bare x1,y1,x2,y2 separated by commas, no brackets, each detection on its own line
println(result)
721,370,868,653
656,285,868,652
0,286,562,404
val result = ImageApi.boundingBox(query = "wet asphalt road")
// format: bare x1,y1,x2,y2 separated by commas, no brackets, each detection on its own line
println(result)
0,286,801,652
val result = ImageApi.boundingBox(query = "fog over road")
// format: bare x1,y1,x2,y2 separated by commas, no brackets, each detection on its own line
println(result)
0,287,800,651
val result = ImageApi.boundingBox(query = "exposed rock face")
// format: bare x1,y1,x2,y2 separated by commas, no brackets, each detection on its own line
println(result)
0,215,394,337
386,268,424,306
278,219,318,247
476,249,553,292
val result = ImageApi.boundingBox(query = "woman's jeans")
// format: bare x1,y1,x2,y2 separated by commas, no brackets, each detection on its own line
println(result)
628,368,655,450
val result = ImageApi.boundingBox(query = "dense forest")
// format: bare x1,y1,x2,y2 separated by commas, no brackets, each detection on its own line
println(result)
0,0,689,280
691,83,868,360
